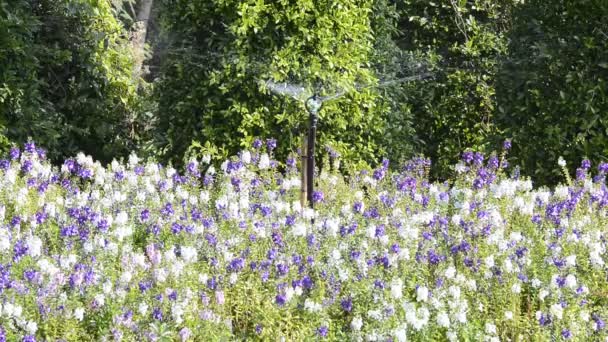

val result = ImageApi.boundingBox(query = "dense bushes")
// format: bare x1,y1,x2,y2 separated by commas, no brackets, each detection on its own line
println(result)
1,1,608,185
0,0,139,163
153,0,421,167
496,0,608,185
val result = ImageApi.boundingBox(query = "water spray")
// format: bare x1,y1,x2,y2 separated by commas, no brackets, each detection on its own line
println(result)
263,72,433,211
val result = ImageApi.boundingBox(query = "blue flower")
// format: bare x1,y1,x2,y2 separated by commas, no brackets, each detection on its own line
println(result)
317,325,329,338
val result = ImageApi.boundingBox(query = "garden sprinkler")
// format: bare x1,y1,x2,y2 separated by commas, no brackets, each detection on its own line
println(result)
263,73,432,210
304,94,322,210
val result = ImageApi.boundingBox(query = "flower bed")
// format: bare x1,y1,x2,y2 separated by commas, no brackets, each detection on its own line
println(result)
0,142,607,341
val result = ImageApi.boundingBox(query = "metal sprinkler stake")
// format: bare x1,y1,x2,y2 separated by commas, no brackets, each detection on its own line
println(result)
305,94,321,210
263,72,432,211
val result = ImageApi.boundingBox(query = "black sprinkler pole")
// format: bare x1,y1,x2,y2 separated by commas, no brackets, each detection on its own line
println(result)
305,95,320,210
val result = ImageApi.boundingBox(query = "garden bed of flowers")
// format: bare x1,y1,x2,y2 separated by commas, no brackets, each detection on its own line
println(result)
0,141,607,341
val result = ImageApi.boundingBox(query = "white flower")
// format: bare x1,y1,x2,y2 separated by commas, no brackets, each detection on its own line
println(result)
291,222,307,237
444,266,456,279
139,303,149,316
504,311,513,320
304,299,322,312
455,309,467,324
565,274,577,289
566,255,576,267
171,303,185,324
448,285,461,300
391,279,403,299
558,156,566,167
351,316,363,331
181,246,198,263
455,162,467,173
485,322,497,335
437,311,450,328
511,283,521,294
258,154,270,169
25,321,37,334
367,309,383,321
120,271,132,283
550,303,563,320
26,235,42,258
0,233,10,252
394,326,407,342
241,151,251,164
114,211,129,226
484,255,495,268
416,286,429,302
95,294,105,307
555,185,569,199
73,307,85,321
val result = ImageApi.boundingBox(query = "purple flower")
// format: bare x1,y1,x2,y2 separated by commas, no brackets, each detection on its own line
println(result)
60,225,79,237
21,160,33,173
152,307,163,321
140,209,150,222
275,294,287,306
160,203,174,217
228,258,245,272
373,168,386,181
581,159,591,170
561,329,572,339
341,297,353,312
593,314,605,331
503,139,512,150
179,327,191,342
473,152,485,166
10,147,20,160
488,156,499,169
139,281,152,293
266,138,277,151
461,151,474,164
276,263,289,277
22,336,36,342
317,326,329,338
13,240,28,261
375,225,385,237
24,142,36,154
23,269,38,283
538,312,552,326
312,191,324,203
302,276,313,290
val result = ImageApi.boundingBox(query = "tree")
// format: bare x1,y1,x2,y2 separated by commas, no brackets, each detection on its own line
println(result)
153,0,421,166
0,0,139,162
496,0,608,184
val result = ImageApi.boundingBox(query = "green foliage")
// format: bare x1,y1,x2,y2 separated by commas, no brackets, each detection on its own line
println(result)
0,0,139,163
392,0,516,179
2,0,607,187
154,0,421,167
496,0,608,184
